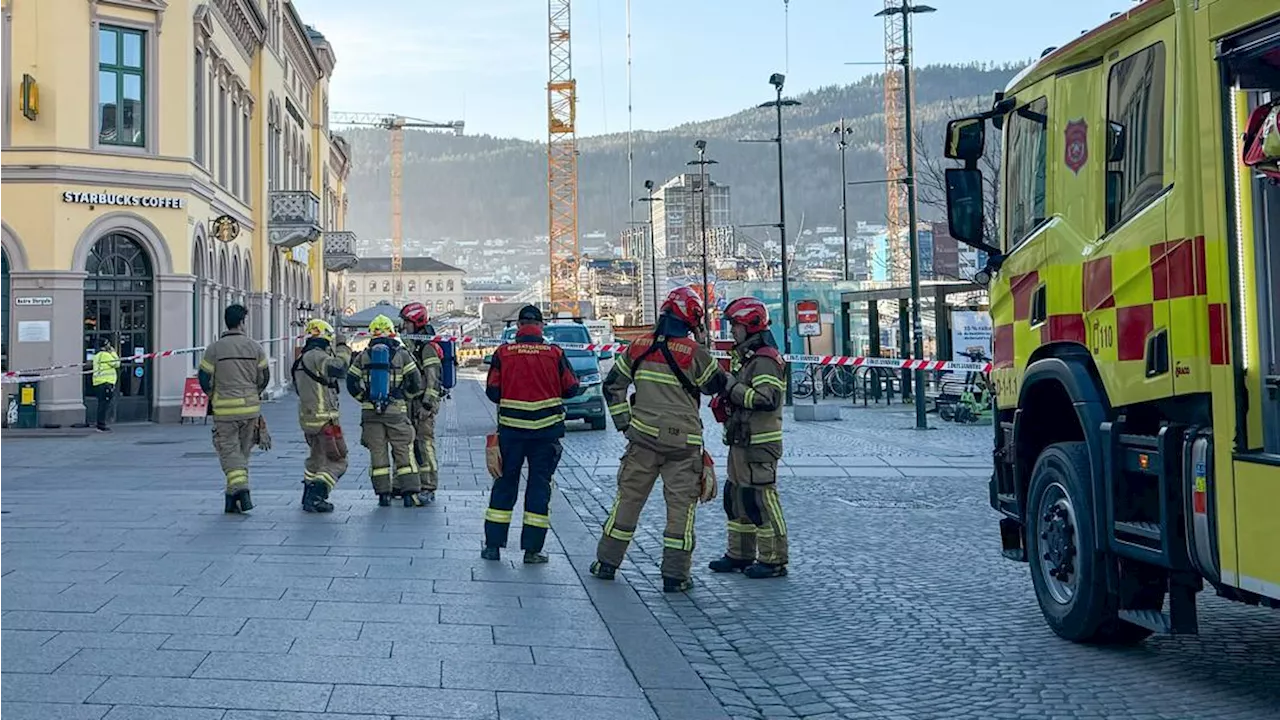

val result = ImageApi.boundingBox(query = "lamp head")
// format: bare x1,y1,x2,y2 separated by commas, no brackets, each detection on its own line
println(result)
644,179,654,191
769,73,785,89
695,139,706,151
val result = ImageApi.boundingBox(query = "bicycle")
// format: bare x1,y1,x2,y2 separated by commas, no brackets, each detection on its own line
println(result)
792,364,857,400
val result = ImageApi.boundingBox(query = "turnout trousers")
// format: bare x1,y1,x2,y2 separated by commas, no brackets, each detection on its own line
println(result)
484,435,561,553
723,448,789,566
413,410,439,492
597,438,701,582
303,425,349,491
213,416,257,493
360,414,419,495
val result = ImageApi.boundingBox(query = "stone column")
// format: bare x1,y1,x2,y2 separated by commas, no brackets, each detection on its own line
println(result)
8,271,88,428
154,274,195,423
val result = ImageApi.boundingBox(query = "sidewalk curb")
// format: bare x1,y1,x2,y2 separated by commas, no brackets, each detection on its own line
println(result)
550,485,733,720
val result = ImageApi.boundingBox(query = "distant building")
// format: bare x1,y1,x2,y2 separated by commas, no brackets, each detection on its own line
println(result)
345,257,465,317
621,224,667,324
931,222,961,280
652,173,731,266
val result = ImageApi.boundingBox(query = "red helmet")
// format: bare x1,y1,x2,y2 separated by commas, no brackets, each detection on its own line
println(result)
724,296,770,334
661,287,705,327
399,302,430,329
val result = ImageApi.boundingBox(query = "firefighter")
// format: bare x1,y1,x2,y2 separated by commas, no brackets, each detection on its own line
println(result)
346,314,424,507
399,302,443,505
482,304,582,564
198,303,270,514
590,287,730,593
293,318,352,513
708,296,789,578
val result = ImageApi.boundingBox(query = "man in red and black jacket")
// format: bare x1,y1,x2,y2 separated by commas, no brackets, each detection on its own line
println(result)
482,304,582,563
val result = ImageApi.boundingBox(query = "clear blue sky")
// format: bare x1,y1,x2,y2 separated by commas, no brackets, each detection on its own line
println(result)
298,0,1138,141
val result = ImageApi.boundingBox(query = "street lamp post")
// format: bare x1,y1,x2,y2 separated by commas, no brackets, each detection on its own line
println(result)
833,119,853,281
687,141,718,336
638,180,662,323
758,73,801,406
875,0,935,430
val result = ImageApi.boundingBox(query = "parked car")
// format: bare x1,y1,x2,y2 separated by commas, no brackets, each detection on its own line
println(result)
482,322,607,430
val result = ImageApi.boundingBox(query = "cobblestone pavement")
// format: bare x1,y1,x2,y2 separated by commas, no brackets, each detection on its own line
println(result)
554,392,1280,720
0,378,718,719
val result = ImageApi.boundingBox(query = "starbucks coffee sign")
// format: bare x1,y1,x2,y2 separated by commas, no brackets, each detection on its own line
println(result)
62,191,186,209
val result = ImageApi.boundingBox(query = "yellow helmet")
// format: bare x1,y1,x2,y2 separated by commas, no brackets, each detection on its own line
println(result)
304,318,335,341
368,314,396,337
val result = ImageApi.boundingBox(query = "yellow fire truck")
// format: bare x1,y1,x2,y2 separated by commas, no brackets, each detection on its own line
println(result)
942,0,1279,643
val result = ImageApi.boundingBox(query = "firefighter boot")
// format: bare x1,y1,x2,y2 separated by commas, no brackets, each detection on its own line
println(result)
225,488,253,514
743,562,787,579
403,492,424,508
417,490,436,505
663,576,695,593
523,551,548,565
377,493,392,507
302,482,334,513
589,561,617,581
708,555,754,573
480,545,501,561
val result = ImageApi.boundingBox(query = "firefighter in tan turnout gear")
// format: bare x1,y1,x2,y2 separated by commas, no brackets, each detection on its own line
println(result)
293,318,353,513
399,302,443,505
590,287,730,593
709,296,789,578
198,303,270,514
345,314,424,507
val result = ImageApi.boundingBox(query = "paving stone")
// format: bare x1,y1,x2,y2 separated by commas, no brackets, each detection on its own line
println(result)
496,691,657,720
359,621,493,646
188,597,316,619
101,705,227,720
1,673,107,703
193,650,438,686
401,591,521,608
0,643,82,673
281,586,402,604
114,615,246,636
442,657,641,696
237,618,361,640
57,648,209,678
159,634,294,654
99,594,202,616
222,713,389,720
86,676,330,712
1,612,126,633
325,684,497,719
440,603,606,628
491,624,617,650
391,640,533,665
0,701,111,720
530,646,631,669
1,629,60,647
432,579,588,599
1,592,115,613
288,636,393,658
308,600,440,623
176,585,288,600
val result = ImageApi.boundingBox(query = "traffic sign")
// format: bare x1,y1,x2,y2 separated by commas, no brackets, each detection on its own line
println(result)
796,300,821,337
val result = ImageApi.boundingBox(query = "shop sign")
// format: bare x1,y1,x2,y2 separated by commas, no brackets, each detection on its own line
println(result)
62,191,186,209
15,296,53,306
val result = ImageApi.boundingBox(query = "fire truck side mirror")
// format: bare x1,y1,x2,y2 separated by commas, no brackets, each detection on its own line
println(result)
945,117,985,161
1106,122,1126,163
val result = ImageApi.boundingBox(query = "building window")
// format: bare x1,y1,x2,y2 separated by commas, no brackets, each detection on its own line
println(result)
368,280,376,291
447,279,454,291
208,68,216,168
218,84,227,185
408,280,417,293
268,109,279,191
348,280,356,292
231,98,240,196
97,25,146,147
1003,96,1048,249
194,49,204,164
382,280,391,292
242,113,251,201
1106,42,1167,230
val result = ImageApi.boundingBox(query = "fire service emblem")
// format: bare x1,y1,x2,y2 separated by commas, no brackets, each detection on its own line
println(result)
1065,119,1088,174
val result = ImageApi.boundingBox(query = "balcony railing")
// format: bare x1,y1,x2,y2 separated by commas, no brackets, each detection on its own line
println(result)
268,190,322,249
324,230,359,272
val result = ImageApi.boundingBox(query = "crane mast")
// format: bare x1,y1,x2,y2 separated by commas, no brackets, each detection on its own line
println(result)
547,0,581,315
883,0,910,285
328,112,464,305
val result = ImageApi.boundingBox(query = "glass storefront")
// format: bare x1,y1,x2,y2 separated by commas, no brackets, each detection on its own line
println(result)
82,233,153,423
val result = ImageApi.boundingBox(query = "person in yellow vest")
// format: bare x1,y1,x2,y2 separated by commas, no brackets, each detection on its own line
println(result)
91,337,121,432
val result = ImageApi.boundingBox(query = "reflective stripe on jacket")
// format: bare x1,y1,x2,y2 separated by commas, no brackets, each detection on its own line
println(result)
408,339,443,413
345,338,422,417
724,344,786,459
197,329,269,417
295,341,352,430
91,350,120,386
485,328,580,438
604,334,727,451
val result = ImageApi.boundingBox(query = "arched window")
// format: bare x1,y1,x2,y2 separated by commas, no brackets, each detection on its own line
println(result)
447,279,454,292
408,280,416,293
435,280,443,292
348,280,357,292
382,280,390,292
369,280,376,291
395,280,402,293
446,299,455,312
435,300,444,312
83,234,154,422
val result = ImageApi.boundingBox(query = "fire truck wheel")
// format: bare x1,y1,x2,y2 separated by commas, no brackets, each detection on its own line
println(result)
1026,441,1152,644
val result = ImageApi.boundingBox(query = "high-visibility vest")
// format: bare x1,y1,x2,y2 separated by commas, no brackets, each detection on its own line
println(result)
92,350,119,386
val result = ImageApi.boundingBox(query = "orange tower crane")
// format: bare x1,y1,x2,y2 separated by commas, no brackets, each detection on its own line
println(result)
881,1,910,285
547,0,581,314
329,112,464,303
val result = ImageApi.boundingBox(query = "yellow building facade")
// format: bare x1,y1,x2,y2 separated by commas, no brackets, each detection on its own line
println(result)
1,0,357,425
